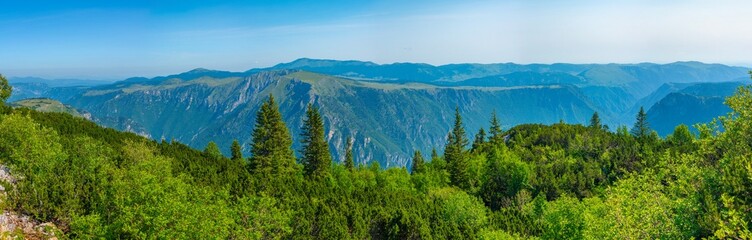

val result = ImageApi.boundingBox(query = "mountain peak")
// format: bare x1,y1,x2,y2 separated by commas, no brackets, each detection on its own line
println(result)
273,58,377,69
184,68,217,74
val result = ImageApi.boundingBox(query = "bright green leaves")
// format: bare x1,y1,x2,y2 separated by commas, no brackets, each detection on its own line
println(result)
539,196,585,239
430,187,489,239
481,146,531,210
204,141,223,159
0,114,67,220
233,195,293,239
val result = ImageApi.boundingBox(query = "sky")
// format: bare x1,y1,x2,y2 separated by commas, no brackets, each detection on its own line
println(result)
1,0,750,80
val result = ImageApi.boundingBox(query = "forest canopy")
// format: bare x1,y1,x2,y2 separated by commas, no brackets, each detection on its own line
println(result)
0,74,749,239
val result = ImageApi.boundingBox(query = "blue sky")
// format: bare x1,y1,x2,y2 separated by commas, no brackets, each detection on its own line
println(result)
1,0,750,79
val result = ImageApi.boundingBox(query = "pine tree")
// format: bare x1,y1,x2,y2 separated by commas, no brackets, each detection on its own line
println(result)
204,141,222,159
300,104,331,177
489,111,503,144
444,132,455,166
589,112,601,129
471,128,486,152
630,106,650,139
249,95,297,175
344,136,354,171
231,139,243,161
445,107,470,190
431,148,439,161
0,74,11,105
411,150,425,174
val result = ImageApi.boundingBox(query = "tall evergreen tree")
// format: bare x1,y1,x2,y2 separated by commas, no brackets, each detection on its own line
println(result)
204,141,222,159
489,111,503,144
231,139,243,161
445,107,471,190
344,136,354,171
411,150,425,174
589,112,601,129
300,104,332,177
0,74,11,105
630,107,650,139
431,148,439,161
249,95,297,175
471,128,486,152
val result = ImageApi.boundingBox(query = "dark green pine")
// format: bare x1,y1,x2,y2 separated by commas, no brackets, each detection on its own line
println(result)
300,103,332,178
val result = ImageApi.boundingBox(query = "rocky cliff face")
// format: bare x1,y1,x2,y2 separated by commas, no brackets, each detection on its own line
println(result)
14,60,748,167
54,71,598,167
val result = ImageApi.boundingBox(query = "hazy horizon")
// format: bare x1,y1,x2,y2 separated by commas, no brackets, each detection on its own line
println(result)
2,0,751,80
6,58,752,82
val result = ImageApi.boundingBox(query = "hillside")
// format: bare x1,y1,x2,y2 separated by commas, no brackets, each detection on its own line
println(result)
58,70,598,167
9,59,750,166
10,98,85,118
0,81,750,238
647,82,747,136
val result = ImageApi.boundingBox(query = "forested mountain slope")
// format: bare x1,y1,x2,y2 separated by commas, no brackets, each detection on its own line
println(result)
0,74,750,238
60,70,598,167
647,81,748,136
8,60,749,166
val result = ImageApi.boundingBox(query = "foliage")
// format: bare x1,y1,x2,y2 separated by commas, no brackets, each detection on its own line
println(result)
300,103,332,178
249,95,297,177
445,107,471,191
0,74,10,104
344,136,354,171
631,106,650,139
488,110,504,144
411,150,425,174
472,128,486,152
231,139,242,161
1,74,752,238
203,141,223,159
589,111,601,129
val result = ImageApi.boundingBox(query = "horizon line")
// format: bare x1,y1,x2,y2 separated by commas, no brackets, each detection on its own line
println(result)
5,58,751,81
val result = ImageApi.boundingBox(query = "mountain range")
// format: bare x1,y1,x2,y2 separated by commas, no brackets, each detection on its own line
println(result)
8,59,750,167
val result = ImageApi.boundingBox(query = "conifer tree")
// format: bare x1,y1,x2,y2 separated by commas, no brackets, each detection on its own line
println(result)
204,141,222,159
445,107,470,190
300,104,331,177
0,74,10,105
431,148,439,161
630,107,650,139
589,112,602,129
344,136,354,171
471,128,486,152
430,147,445,170
231,139,243,161
249,95,296,175
411,150,425,174
489,111,503,144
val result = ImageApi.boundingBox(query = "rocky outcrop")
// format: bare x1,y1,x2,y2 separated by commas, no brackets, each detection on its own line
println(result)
0,165,60,239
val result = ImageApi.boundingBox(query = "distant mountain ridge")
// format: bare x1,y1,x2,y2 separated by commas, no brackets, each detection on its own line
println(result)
7,59,750,167
647,81,748,136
